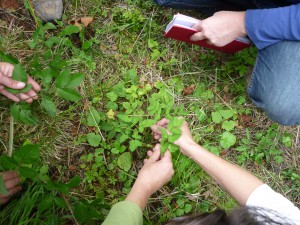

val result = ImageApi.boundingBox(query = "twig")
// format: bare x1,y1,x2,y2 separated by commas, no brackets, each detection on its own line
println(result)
62,195,79,225
8,116,14,157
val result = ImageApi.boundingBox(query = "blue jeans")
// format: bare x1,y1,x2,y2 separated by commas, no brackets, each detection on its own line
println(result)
154,0,300,125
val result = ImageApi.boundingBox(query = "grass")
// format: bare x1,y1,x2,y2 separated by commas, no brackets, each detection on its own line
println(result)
0,0,299,224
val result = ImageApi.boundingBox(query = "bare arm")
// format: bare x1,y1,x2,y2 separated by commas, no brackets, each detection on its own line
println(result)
152,119,263,205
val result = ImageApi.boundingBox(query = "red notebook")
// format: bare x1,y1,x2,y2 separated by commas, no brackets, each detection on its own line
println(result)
164,14,251,54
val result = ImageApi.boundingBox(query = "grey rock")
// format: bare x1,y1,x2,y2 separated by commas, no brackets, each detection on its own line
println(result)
33,0,63,22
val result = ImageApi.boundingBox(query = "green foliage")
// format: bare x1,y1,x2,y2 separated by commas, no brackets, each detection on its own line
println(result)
0,144,107,224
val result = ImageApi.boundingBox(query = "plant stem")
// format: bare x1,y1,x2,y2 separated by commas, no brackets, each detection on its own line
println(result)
8,116,14,157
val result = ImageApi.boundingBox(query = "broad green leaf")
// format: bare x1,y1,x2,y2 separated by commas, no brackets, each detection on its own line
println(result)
106,92,118,102
124,69,138,84
59,25,80,36
45,37,60,48
139,119,156,132
219,110,235,120
129,140,142,152
57,88,81,102
87,107,101,126
211,111,222,124
11,105,38,125
0,156,18,170
65,73,85,89
220,132,236,149
87,133,101,147
43,22,56,30
184,204,193,213
20,110,39,125
117,114,132,123
221,120,236,131
13,144,40,164
41,96,57,117
66,176,80,188
117,152,132,171
6,84,32,94
38,197,53,213
11,63,27,82
55,69,71,88
0,176,9,196
82,41,93,50
119,134,129,143
19,167,38,179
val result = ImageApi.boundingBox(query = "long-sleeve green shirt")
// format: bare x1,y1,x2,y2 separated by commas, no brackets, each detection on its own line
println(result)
102,201,143,225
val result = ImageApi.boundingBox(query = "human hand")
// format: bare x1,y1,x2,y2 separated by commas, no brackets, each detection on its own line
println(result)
190,11,246,47
0,171,22,205
0,62,41,103
135,144,174,196
151,118,195,154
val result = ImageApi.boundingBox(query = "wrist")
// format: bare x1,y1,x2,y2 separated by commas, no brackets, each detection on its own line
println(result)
179,139,198,155
126,181,152,210
236,11,246,36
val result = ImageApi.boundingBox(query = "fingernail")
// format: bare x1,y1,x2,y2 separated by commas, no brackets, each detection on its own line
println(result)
17,82,26,88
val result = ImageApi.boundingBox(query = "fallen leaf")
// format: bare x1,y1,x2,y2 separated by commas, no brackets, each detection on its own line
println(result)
68,17,94,30
80,17,93,27
237,114,254,127
69,165,77,171
183,84,196,96
0,0,20,10
112,45,118,51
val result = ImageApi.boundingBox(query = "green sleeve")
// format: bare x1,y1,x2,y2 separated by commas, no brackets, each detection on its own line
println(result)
102,201,143,225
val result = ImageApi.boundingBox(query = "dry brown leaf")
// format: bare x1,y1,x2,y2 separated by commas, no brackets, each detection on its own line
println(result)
0,0,20,10
68,17,94,30
80,17,93,27
183,84,196,96
237,114,254,127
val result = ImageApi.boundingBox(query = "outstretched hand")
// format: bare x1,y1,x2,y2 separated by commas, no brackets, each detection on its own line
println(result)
0,62,41,103
136,144,174,196
0,171,22,205
190,11,246,47
126,144,174,210
151,118,195,154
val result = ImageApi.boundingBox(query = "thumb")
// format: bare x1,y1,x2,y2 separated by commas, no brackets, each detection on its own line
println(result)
192,21,202,31
0,73,26,89
149,146,161,162
161,150,172,162
151,125,162,134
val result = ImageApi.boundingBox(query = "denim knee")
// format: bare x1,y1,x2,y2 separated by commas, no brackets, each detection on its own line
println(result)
248,41,300,126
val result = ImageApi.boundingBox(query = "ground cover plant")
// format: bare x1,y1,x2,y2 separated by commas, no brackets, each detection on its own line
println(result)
0,0,299,224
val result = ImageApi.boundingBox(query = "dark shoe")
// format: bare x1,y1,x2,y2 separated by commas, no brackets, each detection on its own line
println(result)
33,0,63,22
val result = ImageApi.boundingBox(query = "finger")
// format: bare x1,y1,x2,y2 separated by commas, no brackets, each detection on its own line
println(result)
156,118,170,127
144,159,148,164
0,74,26,90
147,150,153,157
0,197,11,205
149,147,161,162
5,177,21,189
1,171,18,181
0,89,20,102
19,93,33,103
151,125,162,134
0,62,14,78
153,144,161,152
27,76,41,92
8,185,21,196
192,21,202,31
25,89,38,100
161,150,172,162
190,32,206,41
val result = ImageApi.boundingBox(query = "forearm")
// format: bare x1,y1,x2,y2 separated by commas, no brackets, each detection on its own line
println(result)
183,142,263,205
246,3,300,49
125,181,151,211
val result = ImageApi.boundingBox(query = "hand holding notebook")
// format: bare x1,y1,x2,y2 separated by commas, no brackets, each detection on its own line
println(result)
165,13,251,54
